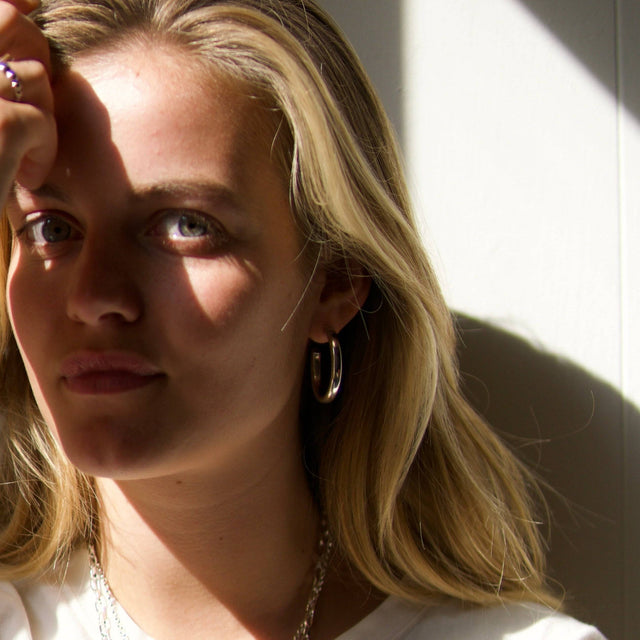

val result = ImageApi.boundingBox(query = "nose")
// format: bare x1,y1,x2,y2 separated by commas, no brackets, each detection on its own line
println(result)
65,237,143,326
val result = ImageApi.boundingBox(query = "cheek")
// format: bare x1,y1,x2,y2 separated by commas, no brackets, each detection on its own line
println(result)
6,253,64,401
179,253,309,337
7,250,51,345
175,257,313,384
5,251,59,424
179,259,259,333
6,248,33,350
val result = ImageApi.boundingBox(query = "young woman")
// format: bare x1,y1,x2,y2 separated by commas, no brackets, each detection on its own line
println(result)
0,0,605,638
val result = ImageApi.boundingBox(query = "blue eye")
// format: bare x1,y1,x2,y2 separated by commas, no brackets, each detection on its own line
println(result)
14,213,81,259
148,210,228,255
23,215,75,244
40,217,72,242
176,214,209,238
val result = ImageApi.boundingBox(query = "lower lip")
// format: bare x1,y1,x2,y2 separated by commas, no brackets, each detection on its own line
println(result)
63,372,163,395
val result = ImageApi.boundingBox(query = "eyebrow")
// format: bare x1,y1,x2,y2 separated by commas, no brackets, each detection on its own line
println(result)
12,182,72,205
13,180,239,209
129,181,239,207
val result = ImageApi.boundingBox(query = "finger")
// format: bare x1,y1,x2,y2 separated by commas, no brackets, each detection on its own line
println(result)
0,103,57,191
4,0,40,14
0,1,50,72
17,115,57,189
0,59,51,108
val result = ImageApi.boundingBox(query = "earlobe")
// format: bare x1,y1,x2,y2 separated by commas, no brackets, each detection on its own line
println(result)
308,264,371,343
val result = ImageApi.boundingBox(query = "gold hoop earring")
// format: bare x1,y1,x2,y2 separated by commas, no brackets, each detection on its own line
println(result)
310,333,343,404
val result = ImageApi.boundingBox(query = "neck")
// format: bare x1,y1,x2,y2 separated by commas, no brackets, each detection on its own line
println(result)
95,442,320,640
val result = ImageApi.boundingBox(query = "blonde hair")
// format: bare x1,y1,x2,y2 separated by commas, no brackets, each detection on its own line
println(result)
0,0,557,607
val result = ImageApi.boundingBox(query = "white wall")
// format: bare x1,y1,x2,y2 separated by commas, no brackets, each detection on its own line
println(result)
402,0,636,406
320,2,638,639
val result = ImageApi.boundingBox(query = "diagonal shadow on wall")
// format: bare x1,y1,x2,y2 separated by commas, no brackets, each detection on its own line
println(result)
516,0,640,123
323,0,640,138
457,314,635,640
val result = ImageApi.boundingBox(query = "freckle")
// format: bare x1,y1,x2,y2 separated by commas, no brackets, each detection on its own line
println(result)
175,480,183,485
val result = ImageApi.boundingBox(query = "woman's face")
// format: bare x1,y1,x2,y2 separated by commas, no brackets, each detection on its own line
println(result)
6,45,327,480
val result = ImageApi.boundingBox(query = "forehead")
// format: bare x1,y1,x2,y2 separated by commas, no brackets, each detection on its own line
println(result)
52,44,283,193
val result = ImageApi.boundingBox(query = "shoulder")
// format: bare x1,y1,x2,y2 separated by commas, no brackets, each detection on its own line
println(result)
0,580,32,639
0,550,96,640
338,597,607,640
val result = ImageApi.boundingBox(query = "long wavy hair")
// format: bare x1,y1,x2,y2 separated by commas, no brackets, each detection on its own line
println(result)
0,0,558,607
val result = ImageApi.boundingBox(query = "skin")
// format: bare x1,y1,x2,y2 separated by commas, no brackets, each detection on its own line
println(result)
8,49,324,481
2,11,374,640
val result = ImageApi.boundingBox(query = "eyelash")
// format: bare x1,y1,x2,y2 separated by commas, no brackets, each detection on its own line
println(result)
147,210,229,252
14,209,229,257
17,214,79,244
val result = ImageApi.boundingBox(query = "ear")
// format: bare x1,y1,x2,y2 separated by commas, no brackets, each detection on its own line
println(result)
308,261,371,343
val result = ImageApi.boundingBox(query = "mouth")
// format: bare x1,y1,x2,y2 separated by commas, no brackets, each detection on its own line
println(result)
60,351,165,395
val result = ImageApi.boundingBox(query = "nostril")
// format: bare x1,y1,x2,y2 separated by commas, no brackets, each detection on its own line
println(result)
65,251,143,325
66,288,143,325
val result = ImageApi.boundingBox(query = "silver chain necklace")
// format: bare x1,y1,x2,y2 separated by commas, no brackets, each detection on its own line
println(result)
88,521,334,640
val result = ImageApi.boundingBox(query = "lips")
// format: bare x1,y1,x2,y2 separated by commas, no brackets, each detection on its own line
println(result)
60,351,164,395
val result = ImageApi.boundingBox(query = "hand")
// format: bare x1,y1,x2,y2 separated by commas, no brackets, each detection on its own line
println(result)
0,0,56,202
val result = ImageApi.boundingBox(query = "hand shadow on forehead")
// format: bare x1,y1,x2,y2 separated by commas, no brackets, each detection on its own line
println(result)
52,67,131,193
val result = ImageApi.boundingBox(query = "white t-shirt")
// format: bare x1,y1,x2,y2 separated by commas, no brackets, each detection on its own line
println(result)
0,550,606,640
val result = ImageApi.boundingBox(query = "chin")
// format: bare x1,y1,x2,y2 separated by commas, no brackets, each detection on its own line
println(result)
51,417,169,480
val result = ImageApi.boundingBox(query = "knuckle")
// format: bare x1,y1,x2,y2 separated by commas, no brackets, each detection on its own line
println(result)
0,104,18,129
0,107,23,143
28,58,48,84
0,106,40,161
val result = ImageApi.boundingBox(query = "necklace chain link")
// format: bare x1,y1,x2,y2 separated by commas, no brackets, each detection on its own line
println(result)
293,520,333,640
88,545,129,640
88,520,334,640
